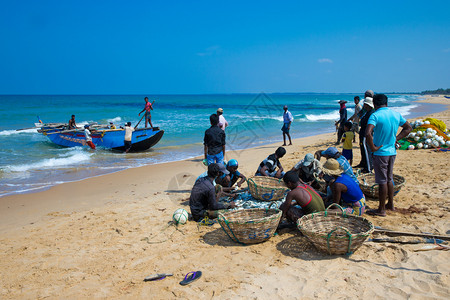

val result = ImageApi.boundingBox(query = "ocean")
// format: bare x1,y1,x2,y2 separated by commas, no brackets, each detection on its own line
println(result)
0,93,443,197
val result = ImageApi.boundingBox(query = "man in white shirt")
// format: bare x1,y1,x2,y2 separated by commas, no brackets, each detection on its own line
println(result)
217,108,228,131
282,105,294,146
84,125,96,149
124,121,135,153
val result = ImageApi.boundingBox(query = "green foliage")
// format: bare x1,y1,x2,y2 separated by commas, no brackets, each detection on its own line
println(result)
421,88,450,95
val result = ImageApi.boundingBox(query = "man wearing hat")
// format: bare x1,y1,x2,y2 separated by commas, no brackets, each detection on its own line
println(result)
335,100,348,144
83,124,96,149
354,93,375,173
282,105,294,146
217,108,228,131
216,159,247,188
322,159,366,216
315,147,358,183
190,163,236,221
366,94,412,217
291,153,322,186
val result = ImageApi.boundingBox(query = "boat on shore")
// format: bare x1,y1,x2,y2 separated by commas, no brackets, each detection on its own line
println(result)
36,122,164,152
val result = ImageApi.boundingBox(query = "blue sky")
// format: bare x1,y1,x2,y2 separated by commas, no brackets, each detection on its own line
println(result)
0,0,449,94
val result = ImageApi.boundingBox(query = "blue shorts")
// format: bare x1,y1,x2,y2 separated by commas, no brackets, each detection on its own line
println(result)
342,149,353,161
281,123,290,133
207,151,224,165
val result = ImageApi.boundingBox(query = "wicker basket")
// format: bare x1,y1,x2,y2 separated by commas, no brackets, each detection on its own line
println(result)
358,173,406,199
218,207,282,244
247,176,288,201
297,204,374,255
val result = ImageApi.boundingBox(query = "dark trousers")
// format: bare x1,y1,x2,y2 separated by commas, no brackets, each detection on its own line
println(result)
337,124,345,143
359,136,373,172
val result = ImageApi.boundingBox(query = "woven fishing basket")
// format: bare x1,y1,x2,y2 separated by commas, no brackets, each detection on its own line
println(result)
358,173,406,199
297,204,374,255
218,207,282,244
247,176,288,201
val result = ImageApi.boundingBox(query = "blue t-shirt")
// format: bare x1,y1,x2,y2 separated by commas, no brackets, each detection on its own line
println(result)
367,107,406,156
335,173,364,203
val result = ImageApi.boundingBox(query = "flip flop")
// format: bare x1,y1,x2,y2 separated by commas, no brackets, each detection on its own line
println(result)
179,271,202,286
144,273,173,282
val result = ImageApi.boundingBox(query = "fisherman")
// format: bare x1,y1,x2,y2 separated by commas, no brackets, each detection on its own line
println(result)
189,163,236,222
84,125,96,150
196,163,236,197
138,97,154,129
335,100,348,144
291,153,322,186
217,108,228,131
109,122,116,129
215,159,246,188
124,121,134,153
204,114,226,165
282,105,294,146
68,115,77,129
315,147,358,183
322,159,366,216
256,147,286,178
279,171,325,223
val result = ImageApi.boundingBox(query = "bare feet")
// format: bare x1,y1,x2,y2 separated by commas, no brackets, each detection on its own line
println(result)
282,144,287,146
367,209,386,217
386,204,395,211
288,143,292,146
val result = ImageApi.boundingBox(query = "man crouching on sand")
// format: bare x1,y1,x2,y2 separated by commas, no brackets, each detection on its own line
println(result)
279,171,325,223
189,163,236,221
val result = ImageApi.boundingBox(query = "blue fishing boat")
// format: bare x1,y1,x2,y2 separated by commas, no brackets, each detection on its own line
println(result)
37,123,164,152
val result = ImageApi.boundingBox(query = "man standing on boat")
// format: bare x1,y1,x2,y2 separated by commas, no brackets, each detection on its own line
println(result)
84,125,96,150
124,122,134,153
138,97,154,129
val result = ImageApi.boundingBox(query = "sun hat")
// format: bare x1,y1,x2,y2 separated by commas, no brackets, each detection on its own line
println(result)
338,100,348,104
283,105,288,109
217,108,224,113
322,158,343,176
365,90,374,97
321,147,339,157
302,153,315,166
227,159,238,167
217,163,230,175
363,97,374,108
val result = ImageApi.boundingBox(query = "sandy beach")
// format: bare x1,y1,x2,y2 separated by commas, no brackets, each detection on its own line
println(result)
0,96,449,299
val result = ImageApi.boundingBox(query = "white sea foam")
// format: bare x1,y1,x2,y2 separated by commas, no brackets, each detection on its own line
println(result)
5,151,92,172
108,116,122,123
0,128,38,136
305,111,340,121
391,104,418,116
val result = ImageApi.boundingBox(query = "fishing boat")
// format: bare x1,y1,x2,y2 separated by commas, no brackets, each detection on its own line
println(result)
36,122,164,152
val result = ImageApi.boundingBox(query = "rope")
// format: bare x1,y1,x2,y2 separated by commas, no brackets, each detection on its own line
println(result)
141,222,183,244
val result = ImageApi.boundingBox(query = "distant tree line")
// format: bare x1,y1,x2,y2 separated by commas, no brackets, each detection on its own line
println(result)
421,88,450,95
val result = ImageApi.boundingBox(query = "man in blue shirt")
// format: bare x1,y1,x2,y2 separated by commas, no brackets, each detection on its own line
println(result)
282,105,294,146
366,94,412,217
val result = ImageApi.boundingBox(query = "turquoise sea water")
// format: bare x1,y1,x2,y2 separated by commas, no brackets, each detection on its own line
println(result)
0,93,443,197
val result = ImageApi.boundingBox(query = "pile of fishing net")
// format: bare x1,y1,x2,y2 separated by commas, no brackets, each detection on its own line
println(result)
398,118,450,150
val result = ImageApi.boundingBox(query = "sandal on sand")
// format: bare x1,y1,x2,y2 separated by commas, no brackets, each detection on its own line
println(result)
144,273,173,282
367,209,386,217
180,271,202,286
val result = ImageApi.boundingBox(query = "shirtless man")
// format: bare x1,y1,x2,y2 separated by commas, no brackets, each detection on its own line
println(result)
279,171,325,223
68,115,77,129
